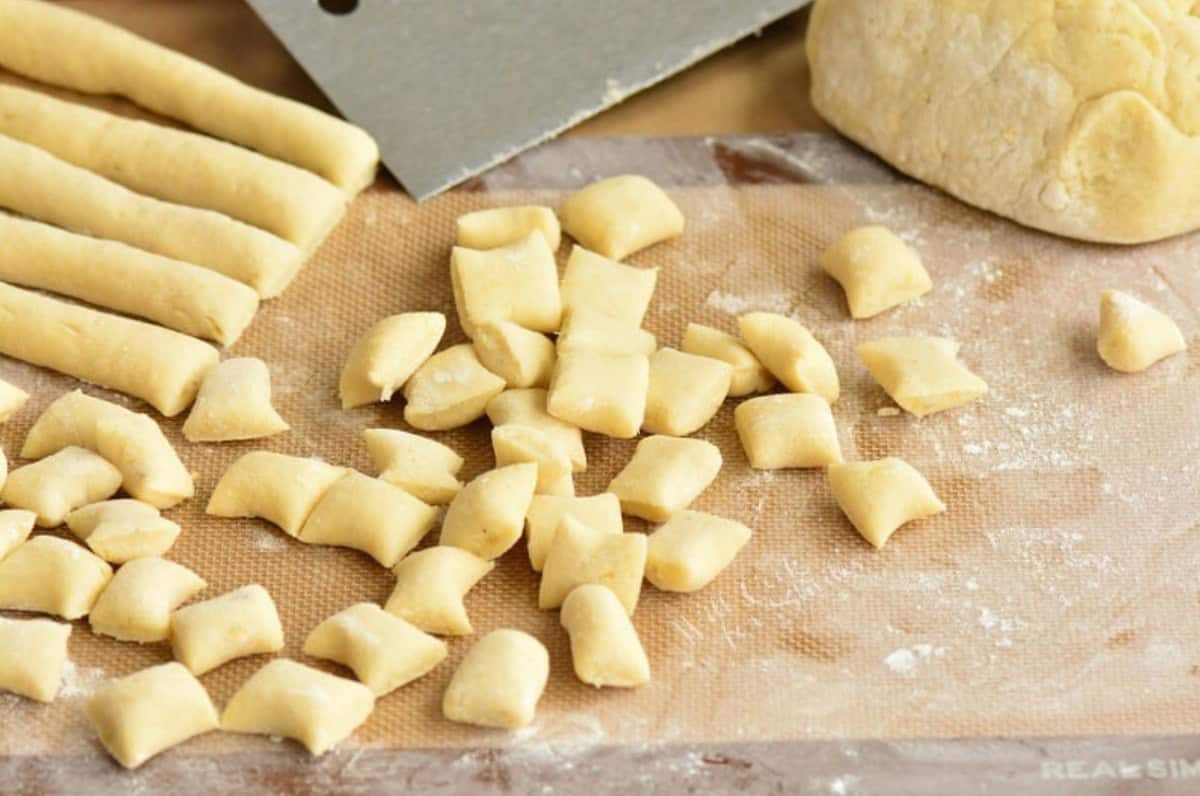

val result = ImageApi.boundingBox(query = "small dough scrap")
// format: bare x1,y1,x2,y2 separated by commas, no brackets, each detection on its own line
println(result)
645,510,752,592
0,536,112,619
560,245,658,327
402,343,506,431
66,499,182,564
739,312,840,402
1,446,122,527
170,584,285,675
299,471,438,567
89,557,206,643
1097,289,1186,373
303,602,447,696
363,428,463,504
643,347,733,436
857,336,988,417
820,226,932,318
492,425,574,496
222,659,375,755
608,435,722,522
439,463,538,559
681,322,775,397
0,509,36,561
339,312,445,409
456,205,561,250
206,451,346,537
558,175,684,260
828,457,946,549
86,662,218,769
486,388,586,472
0,616,71,702
556,307,657,357
546,351,649,439
735,393,843,469
385,546,494,636
0,378,28,422
182,357,289,442
473,320,556,388
560,584,650,687
525,493,623,572
539,515,647,613
442,629,549,729
450,231,562,338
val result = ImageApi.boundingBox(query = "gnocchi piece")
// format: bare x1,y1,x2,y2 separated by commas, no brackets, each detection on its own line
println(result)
559,245,658,327
456,205,561,250
66,499,182,564
338,312,445,409
362,428,464,504
734,393,843,469
0,536,112,619
450,230,562,338
681,322,775,397
0,378,28,422
820,225,932,318
170,584,285,675
303,602,447,696
525,492,623,572
607,435,722,522
86,662,219,769
643,347,733,436
645,510,752,592
442,629,549,729
0,616,71,702
89,557,206,643
828,458,945,548
0,508,36,561
222,659,375,755
739,312,840,402
1,446,122,527
472,320,556,388
1097,289,1187,373
486,388,586,472
206,451,346,537
402,343,506,431
492,425,574,496
556,307,657,357
385,546,494,636
560,584,650,688
182,357,289,442
539,515,647,614
857,336,988,417
440,463,538,559
557,175,684,260
546,351,650,439
299,471,438,567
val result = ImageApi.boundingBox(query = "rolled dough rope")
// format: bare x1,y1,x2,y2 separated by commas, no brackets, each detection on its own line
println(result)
0,0,379,193
0,282,218,417
0,214,259,347
0,134,303,299
0,86,347,250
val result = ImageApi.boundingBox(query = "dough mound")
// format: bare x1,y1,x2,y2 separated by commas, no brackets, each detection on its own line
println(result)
807,0,1200,244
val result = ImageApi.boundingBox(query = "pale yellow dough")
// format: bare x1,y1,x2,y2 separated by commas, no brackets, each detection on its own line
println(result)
608,435,722,522
363,428,464,504
206,451,346,537
547,351,650,439
828,457,946,549
66,499,182,564
1097,289,1186,373
539,515,647,614
440,463,539,560
0,378,29,422
442,629,549,729
339,312,446,409
486,389,587,472
491,425,575,496
681,323,775,397
556,307,657,357
739,312,840,402
643,347,733,436
735,393,843,469
0,509,36,561
402,343,506,431
646,510,752,592
0,536,112,619
89,557,206,643
451,231,563,338
561,584,650,688
456,205,561,250
472,321,556,388
170,584,285,675
1,446,122,527
857,336,988,417
558,175,685,260
183,357,289,442
821,225,932,319
560,246,658,326
385,546,494,636
525,492,623,572
0,616,71,702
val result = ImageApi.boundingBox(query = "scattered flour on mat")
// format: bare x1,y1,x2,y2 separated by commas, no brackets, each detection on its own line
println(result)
704,289,793,316
883,644,945,674
59,660,106,699
254,529,289,553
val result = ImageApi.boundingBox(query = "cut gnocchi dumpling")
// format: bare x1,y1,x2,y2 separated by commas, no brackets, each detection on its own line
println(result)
557,175,684,261
450,230,562,338
561,584,650,688
442,629,549,729
303,602,448,696
0,509,36,561
555,307,657,357
828,458,945,548
643,347,733,436
645,510,752,592
2,446,122,527
402,343,506,431
66,499,182,564
440,463,538,559
525,492,623,571
363,428,464,504
472,320,556,388
820,225,932,319
170,584,285,675
89,557,206,643
222,659,375,756
386,546,494,636
456,205,561,251
0,378,28,422
206,451,346,537
739,312,840,402
857,336,988,417
681,322,775,397
559,245,658,327
0,536,112,619
608,435,722,522
491,425,574,496
1097,289,1187,373
182,357,289,441
547,351,649,439
539,515,647,614
486,388,587,472
338,312,445,409
0,616,71,702
735,393,843,469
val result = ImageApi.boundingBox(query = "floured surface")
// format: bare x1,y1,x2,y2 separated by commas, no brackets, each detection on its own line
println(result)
3,134,1200,767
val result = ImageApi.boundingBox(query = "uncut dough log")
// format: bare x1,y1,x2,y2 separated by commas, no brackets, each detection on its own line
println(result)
0,283,218,417
0,0,379,193
0,85,347,250
0,134,303,298
0,214,259,346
